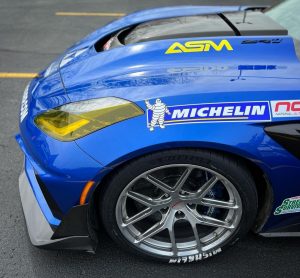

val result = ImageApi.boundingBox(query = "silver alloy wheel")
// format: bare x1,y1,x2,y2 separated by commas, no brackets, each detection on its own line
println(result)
115,164,242,258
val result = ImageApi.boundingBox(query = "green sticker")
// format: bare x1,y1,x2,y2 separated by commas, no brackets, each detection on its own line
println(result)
274,196,300,215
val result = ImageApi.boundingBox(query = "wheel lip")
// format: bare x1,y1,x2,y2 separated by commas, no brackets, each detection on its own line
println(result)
115,163,243,258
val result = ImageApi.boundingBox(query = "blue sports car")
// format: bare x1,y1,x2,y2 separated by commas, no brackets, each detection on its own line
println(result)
16,0,300,263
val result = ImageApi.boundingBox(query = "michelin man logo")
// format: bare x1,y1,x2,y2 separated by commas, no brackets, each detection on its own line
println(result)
145,99,171,131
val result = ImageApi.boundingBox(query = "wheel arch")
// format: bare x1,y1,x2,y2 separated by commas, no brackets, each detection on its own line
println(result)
89,144,274,234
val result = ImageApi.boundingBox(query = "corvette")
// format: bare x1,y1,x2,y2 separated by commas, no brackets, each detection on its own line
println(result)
16,0,300,263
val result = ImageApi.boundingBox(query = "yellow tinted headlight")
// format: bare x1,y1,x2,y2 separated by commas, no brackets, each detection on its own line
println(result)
34,97,144,141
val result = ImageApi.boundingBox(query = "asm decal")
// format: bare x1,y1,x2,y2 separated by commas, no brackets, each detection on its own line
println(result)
165,39,233,54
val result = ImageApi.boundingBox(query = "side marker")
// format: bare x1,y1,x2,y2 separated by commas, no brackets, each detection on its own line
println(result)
80,181,95,205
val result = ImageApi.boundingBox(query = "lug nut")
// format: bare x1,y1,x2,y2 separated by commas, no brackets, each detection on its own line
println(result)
161,207,168,213
175,211,185,219
188,203,196,209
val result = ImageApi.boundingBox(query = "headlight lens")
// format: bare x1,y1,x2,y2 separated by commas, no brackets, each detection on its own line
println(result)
34,97,144,141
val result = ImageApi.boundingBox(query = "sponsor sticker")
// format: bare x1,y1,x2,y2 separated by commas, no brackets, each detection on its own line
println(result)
274,196,300,215
145,99,271,131
241,38,283,45
271,100,300,118
169,248,222,263
165,39,233,54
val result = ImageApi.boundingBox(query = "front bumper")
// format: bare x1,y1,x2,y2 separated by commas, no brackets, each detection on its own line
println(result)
19,169,55,246
19,157,97,252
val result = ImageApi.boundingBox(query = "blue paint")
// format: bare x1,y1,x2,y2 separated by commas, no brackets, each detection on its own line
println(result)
15,5,300,234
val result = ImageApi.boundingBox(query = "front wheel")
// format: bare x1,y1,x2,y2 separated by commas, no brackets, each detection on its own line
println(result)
99,149,258,263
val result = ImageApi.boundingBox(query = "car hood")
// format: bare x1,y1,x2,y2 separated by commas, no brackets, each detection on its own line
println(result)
34,5,300,112
58,35,300,104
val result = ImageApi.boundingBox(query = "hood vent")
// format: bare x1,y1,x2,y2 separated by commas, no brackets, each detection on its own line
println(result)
95,10,287,52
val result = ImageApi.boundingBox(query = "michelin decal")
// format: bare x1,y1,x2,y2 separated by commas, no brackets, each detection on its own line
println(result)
146,99,271,130
169,248,222,263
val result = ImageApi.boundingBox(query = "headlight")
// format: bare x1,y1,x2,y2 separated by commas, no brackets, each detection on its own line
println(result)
34,97,144,141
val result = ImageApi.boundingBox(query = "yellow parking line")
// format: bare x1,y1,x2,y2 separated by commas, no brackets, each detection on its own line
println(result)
55,12,125,17
0,73,38,78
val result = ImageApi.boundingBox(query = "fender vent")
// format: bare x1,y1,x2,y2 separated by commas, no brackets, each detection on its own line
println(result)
265,123,300,159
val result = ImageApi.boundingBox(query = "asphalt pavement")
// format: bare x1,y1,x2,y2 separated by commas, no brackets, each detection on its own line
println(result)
1,0,300,277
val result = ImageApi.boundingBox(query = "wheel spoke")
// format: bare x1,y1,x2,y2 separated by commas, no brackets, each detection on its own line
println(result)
146,175,173,193
168,227,177,256
127,190,171,212
186,207,234,229
122,207,153,227
174,167,193,192
180,176,219,202
184,209,203,251
201,198,239,209
199,215,234,229
191,223,202,251
134,214,168,243
185,206,203,252
127,191,156,207
164,210,178,255
197,176,219,198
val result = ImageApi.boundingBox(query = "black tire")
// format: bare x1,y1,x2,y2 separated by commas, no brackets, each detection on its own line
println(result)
99,149,258,263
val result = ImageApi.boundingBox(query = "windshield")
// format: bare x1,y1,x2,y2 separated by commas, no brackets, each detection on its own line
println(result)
266,0,300,40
